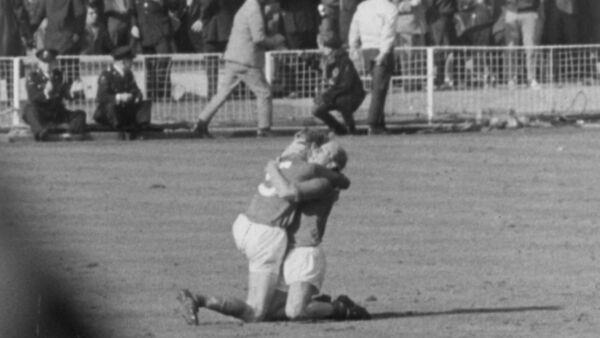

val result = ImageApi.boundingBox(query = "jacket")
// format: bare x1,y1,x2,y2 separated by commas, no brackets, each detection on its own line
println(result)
0,0,31,56
201,0,243,44
280,0,320,34
348,0,398,55
319,49,366,111
31,0,87,54
129,0,182,47
223,0,269,68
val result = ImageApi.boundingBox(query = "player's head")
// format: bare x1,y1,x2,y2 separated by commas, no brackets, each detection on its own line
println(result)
308,140,347,171
280,128,329,160
111,46,135,70
35,49,58,73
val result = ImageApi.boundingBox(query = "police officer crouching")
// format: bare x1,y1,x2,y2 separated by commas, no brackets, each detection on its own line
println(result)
94,46,151,140
23,49,88,141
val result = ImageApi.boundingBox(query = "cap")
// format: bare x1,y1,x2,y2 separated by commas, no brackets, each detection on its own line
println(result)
35,49,58,63
111,46,135,60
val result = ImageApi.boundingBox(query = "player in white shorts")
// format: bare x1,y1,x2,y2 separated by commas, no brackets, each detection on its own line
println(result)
267,140,371,321
177,130,351,324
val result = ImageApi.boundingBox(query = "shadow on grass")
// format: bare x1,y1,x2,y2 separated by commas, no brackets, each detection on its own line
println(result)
370,305,563,321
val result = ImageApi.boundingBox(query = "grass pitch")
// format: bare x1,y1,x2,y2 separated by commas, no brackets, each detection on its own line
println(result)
2,128,600,337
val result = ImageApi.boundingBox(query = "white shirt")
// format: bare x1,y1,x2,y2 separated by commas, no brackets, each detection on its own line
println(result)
348,0,399,55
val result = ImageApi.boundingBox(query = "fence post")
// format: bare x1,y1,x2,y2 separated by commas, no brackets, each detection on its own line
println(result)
11,58,22,127
426,47,434,124
264,51,274,85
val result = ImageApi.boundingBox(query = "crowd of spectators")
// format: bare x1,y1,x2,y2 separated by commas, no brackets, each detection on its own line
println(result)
1,1,600,111
2,1,597,59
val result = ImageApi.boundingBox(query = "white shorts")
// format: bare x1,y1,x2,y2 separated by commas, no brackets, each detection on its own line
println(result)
283,246,326,290
232,214,287,274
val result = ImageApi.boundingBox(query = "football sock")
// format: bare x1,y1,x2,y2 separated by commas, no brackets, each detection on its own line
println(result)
205,296,252,320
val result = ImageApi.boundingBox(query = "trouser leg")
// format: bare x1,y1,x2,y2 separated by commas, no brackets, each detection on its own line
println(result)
22,105,46,136
240,67,273,130
367,53,392,129
312,104,347,134
197,63,241,124
64,109,87,134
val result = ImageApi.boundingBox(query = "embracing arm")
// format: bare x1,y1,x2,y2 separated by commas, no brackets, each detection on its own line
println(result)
265,160,335,202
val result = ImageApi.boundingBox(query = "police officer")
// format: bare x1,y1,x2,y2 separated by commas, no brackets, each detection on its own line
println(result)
23,49,88,141
94,45,151,140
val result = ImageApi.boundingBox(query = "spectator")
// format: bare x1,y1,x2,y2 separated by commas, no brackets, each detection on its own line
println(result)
579,0,600,44
31,0,88,84
280,0,320,49
81,4,114,55
94,46,151,140
104,0,132,48
543,0,578,45
348,0,398,135
193,0,286,138
503,0,546,89
24,0,46,50
317,0,341,49
424,0,458,88
393,0,426,91
312,33,366,135
174,0,205,53
543,0,578,82
1,0,32,107
339,0,363,47
0,0,32,57
30,0,87,55
447,0,494,87
129,0,183,100
202,0,244,99
23,49,87,141
202,0,243,52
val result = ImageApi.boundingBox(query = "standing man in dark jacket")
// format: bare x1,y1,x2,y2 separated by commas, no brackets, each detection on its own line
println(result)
280,0,320,49
129,0,184,99
94,46,151,139
0,0,32,56
31,0,87,85
23,49,87,141
339,0,362,47
0,0,32,106
424,0,457,87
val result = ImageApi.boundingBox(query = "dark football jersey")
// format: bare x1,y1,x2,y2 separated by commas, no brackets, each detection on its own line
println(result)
245,159,337,229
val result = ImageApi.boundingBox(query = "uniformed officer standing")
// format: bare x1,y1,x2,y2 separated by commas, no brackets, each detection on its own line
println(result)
94,46,151,140
23,49,88,141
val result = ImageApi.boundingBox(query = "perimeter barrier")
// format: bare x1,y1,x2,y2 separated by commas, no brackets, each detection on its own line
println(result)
2,45,600,130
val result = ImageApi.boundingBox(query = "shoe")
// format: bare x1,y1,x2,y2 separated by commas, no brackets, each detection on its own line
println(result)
177,289,199,325
193,120,213,139
256,128,273,138
335,295,371,320
367,126,389,136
